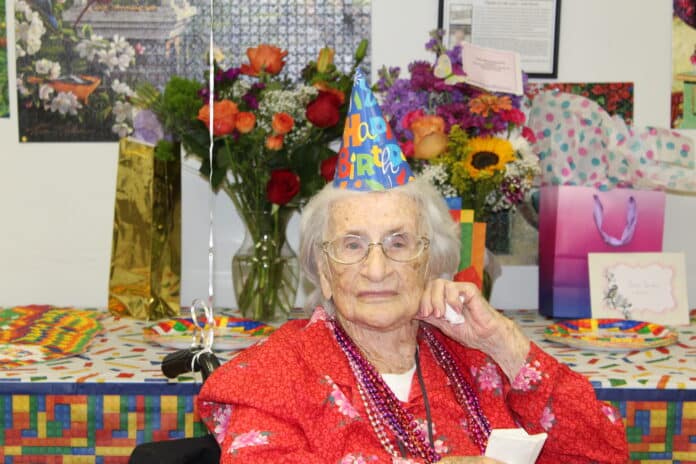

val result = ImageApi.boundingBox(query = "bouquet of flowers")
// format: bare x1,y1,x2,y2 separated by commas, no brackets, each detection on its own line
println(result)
137,40,368,321
375,31,539,226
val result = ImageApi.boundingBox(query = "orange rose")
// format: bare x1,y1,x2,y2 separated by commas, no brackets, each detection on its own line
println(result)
240,45,288,76
271,112,294,135
235,112,256,134
410,115,448,160
265,134,284,151
197,100,238,136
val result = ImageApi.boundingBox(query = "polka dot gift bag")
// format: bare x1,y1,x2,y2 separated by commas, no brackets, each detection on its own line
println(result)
527,91,696,319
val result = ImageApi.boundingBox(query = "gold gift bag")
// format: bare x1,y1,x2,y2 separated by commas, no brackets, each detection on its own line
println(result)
108,137,181,320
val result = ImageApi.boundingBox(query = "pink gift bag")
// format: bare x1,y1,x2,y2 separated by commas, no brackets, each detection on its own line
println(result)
538,186,665,319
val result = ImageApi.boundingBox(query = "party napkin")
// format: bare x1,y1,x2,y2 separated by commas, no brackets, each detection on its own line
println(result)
484,428,547,464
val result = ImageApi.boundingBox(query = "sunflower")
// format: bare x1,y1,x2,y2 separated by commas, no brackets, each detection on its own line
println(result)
462,136,515,178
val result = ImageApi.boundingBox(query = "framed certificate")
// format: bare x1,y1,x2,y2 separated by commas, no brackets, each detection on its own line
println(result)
438,0,561,78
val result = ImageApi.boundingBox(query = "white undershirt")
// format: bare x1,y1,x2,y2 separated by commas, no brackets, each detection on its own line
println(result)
380,364,417,402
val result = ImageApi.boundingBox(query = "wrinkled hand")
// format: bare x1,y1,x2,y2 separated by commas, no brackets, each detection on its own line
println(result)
416,278,530,380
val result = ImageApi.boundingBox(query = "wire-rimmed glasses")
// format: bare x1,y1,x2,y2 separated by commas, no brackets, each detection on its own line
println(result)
321,233,430,265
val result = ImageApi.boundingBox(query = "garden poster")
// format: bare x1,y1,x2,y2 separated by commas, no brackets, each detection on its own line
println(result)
0,0,8,118
672,0,696,128
13,0,371,142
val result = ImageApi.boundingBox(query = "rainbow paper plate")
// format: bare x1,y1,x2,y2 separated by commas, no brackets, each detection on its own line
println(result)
143,316,275,351
543,319,678,352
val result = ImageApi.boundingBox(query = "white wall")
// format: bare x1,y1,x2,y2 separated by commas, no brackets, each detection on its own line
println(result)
1,0,694,311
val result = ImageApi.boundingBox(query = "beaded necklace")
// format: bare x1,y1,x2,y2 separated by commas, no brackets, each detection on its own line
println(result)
329,320,491,462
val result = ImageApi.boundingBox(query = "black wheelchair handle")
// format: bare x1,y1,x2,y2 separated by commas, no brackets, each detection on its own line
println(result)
161,348,221,381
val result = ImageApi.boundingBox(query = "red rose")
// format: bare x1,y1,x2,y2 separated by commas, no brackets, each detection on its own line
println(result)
401,109,425,130
320,154,338,182
266,169,300,205
399,139,415,158
306,91,342,128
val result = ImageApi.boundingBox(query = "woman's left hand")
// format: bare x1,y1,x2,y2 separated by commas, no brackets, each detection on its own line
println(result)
415,278,530,380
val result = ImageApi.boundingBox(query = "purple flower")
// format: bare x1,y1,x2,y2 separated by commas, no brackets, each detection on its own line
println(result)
214,66,241,84
501,177,525,204
224,67,241,81
133,109,165,145
409,61,440,91
378,79,429,140
446,45,463,67
375,66,401,92
198,87,219,103
242,92,259,110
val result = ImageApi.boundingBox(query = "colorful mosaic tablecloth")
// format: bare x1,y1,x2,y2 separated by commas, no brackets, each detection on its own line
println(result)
0,310,694,463
512,310,696,463
511,310,696,400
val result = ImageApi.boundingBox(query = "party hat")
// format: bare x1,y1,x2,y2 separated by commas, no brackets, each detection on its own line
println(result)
333,69,415,190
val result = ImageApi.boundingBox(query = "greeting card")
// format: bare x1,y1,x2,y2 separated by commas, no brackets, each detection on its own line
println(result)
588,253,690,326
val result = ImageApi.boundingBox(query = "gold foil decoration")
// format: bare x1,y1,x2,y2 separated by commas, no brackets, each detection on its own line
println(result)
109,138,181,320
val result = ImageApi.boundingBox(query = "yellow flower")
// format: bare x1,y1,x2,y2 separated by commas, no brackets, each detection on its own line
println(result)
316,47,335,73
462,136,515,178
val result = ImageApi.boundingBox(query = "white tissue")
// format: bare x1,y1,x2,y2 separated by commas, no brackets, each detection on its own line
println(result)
484,428,547,464
444,303,465,324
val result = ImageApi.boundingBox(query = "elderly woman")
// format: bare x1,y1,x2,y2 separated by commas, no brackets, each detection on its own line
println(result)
197,176,628,463
197,72,628,463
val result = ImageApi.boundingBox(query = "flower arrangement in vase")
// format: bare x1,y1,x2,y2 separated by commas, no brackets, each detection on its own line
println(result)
138,40,368,322
376,31,540,253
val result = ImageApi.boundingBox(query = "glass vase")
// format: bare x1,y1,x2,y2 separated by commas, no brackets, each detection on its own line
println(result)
232,207,299,324
484,210,512,255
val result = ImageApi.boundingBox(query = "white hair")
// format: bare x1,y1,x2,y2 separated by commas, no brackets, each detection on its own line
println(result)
299,177,461,312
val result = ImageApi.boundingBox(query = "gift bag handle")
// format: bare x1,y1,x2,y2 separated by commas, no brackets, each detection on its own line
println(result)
593,194,637,246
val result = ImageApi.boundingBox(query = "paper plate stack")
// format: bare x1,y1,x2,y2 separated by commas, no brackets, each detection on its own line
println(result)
544,318,678,352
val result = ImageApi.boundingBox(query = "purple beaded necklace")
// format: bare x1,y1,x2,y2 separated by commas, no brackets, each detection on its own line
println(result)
329,319,491,462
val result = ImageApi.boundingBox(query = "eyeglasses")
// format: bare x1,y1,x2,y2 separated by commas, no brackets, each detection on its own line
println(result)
321,233,430,265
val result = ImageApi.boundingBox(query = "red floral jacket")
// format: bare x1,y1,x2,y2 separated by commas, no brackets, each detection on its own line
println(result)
197,309,628,463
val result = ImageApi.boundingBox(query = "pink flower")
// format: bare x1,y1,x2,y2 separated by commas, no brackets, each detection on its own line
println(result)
330,383,360,419
434,438,449,454
211,405,233,443
511,360,543,391
522,126,537,144
540,405,555,431
471,362,502,393
228,430,270,453
601,404,621,424
340,453,378,463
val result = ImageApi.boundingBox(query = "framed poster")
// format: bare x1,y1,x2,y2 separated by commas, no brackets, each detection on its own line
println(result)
14,0,371,142
438,0,561,78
